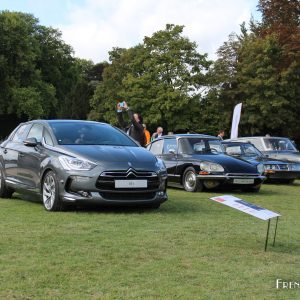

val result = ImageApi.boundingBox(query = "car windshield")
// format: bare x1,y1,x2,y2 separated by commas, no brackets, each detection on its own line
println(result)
263,138,297,151
49,122,138,146
179,138,224,154
224,143,262,157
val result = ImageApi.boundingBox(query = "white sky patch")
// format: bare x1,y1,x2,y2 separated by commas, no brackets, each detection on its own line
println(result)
57,0,258,62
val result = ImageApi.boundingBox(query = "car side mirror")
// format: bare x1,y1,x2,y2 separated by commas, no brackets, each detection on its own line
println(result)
23,137,39,147
169,148,176,155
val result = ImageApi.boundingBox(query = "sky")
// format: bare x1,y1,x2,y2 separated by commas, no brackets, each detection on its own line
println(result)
1,0,260,63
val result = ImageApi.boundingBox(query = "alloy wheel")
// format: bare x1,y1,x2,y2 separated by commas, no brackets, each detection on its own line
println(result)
43,174,56,210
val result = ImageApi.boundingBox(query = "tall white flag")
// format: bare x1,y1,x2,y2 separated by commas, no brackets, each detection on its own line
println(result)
230,103,242,139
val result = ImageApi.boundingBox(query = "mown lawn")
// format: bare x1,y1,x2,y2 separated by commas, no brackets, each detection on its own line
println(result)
0,182,299,299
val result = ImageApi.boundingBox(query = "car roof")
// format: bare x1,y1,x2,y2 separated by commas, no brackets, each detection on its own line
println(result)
230,136,290,139
22,119,108,126
159,134,219,139
222,141,252,145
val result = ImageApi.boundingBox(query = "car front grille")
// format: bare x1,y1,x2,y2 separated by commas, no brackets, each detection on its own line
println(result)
226,173,261,177
96,169,160,192
278,164,289,170
99,192,157,201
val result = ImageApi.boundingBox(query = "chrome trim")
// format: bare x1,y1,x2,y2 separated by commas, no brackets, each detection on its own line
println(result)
196,174,266,180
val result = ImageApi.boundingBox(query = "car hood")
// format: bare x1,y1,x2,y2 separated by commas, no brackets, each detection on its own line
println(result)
187,153,259,173
58,145,157,167
232,155,289,165
262,151,300,163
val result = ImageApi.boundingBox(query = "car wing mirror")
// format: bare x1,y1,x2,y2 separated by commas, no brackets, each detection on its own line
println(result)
169,148,176,155
23,137,39,147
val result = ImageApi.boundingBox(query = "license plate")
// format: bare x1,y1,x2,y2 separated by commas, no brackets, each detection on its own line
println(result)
115,180,147,188
233,179,254,184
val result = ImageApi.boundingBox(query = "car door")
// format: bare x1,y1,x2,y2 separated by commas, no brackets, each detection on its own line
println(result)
161,138,178,183
17,124,48,190
1,124,32,185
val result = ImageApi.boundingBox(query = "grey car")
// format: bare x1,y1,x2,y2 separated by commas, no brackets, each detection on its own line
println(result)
228,136,300,170
0,120,168,211
222,141,300,183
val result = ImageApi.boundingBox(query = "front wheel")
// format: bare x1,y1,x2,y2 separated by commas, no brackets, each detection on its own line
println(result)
0,169,14,198
182,167,203,192
242,184,261,193
42,171,63,211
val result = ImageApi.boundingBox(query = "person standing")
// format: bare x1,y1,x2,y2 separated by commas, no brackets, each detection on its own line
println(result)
143,124,151,145
151,126,163,141
117,101,146,146
217,130,225,140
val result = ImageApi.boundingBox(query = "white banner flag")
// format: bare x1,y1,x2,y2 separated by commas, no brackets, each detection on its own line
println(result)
230,103,242,139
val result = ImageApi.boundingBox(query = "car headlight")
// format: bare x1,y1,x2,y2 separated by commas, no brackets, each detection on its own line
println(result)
155,158,166,171
58,155,96,171
264,164,277,170
291,163,300,171
200,161,224,173
257,163,265,174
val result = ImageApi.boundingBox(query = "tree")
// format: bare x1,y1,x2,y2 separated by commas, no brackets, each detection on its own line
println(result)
0,11,87,121
90,25,211,132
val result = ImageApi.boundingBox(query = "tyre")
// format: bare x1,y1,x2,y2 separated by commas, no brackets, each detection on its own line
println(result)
182,167,203,192
242,184,261,193
146,203,160,209
279,179,295,184
0,169,14,198
42,171,64,211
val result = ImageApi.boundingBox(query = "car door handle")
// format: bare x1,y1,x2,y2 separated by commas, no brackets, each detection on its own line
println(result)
3,149,7,154
19,153,25,157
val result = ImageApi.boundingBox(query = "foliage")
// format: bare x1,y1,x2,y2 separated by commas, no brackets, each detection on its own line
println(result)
90,25,211,132
0,11,97,121
206,0,300,138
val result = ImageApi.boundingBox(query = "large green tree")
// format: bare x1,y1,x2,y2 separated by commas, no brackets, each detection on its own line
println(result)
206,0,300,137
90,25,211,132
0,10,91,121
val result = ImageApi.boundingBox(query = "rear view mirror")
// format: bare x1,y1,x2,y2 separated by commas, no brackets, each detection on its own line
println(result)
169,149,176,155
23,137,39,147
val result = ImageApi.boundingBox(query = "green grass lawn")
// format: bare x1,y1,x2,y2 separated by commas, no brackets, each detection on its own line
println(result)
0,182,299,299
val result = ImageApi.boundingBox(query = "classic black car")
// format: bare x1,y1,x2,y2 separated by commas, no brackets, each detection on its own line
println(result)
0,120,168,211
222,141,300,184
147,134,265,192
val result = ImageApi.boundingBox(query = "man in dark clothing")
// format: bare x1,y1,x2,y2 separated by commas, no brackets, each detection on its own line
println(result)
117,101,146,146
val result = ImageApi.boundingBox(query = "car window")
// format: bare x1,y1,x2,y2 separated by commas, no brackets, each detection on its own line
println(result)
27,124,43,143
43,129,54,146
225,145,241,155
163,139,177,154
242,144,261,156
179,138,223,154
149,140,163,155
263,138,296,151
11,124,31,143
49,122,137,146
248,139,264,151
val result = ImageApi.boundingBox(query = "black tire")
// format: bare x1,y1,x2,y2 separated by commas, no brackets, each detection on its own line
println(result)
42,171,64,211
0,169,14,198
279,179,295,184
242,184,261,193
145,203,161,209
182,167,203,192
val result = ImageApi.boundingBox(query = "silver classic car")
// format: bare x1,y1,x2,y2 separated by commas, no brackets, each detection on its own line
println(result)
228,136,300,164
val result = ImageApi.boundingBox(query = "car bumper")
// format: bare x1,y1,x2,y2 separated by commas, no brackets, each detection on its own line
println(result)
196,173,265,187
265,170,300,180
57,169,168,206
